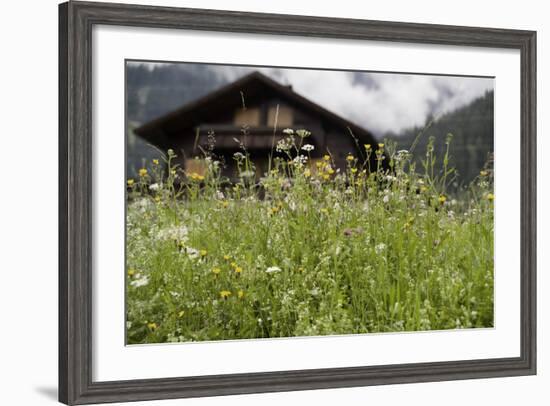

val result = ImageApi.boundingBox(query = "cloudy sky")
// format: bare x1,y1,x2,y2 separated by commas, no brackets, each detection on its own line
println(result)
137,62,494,136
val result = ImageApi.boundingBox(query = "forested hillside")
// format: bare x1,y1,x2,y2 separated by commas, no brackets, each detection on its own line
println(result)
385,90,494,187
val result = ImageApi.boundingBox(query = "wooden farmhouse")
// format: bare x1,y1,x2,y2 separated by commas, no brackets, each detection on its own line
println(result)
134,71,378,179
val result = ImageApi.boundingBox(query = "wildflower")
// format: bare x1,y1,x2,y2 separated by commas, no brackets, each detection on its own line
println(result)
127,268,136,277
154,196,161,203
320,208,329,214
234,266,242,274
351,168,358,174
282,128,294,135
221,201,229,208
189,172,205,181
152,159,159,165
130,275,150,287
220,290,232,300
212,267,221,275
178,310,185,318
375,243,387,255
233,152,245,160
378,143,385,148
147,322,157,330
127,179,135,186
200,249,208,257
185,247,199,260
346,154,354,162
239,170,256,178
322,174,330,180
296,129,311,138
480,170,488,176
237,290,245,299
301,144,315,152
270,206,280,215
364,144,372,151
438,195,447,204
383,194,390,203
323,154,331,161
266,266,282,274
230,262,238,269
326,167,335,175
223,255,230,261
149,183,159,191
139,168,148,177
486,193,495,201
304,168,311,178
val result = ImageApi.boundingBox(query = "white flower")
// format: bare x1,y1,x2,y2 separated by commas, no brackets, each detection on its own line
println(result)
375,243,387,254
216,190,225,200
266,266,282,274
282,128,294,135
130,275,149,287
148,183,160,191
157,225,189,242
383,194,390,203
185,247,199,260
296,129,311,138
301,144,315,152
233,152,245,160
239,170,255,178
292,155,308,167
276,137,294,152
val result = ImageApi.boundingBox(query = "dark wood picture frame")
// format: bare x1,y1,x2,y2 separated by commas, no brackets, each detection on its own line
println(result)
59,1,537,404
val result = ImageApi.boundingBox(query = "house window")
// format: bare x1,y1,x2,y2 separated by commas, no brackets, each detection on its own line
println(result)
267,105,293,127
234,108,260,126
185,158,207,177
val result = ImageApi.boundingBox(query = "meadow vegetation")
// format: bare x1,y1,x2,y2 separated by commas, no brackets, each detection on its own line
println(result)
126,129,494,344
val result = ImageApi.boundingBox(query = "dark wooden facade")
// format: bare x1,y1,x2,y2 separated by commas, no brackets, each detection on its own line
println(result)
134,71,378,178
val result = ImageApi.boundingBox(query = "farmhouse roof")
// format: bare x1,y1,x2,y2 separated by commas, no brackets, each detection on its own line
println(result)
134,71,376,148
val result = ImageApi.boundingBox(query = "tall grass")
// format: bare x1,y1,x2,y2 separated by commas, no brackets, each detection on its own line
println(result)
126,130,494,344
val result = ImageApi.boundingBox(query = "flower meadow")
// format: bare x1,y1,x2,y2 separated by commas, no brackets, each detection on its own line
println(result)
126,130,494,344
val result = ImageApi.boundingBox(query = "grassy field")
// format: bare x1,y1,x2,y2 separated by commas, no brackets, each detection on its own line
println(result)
126,130,494,344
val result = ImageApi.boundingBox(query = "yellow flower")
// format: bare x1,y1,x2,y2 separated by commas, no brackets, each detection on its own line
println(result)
127,269,135,277
237,290,245,299
230,261,237,269
323,154,331,161
486,193,495,201
200,249,208,257
304,168,311,178
223,255,230,261
127,179,135,186
139,168,148,177
189,172,205,181
378,143,385,148
420,186,428,192
322,174,330,181
222,201,229,208
346,154,354,162
320,208,329,214
480,170,488,176
234,266,242,274
178,310,185,318
170,169,177,176
220,290,232,300
327,167,335,175
351,168,358,174
298,267,304,273
147,322,157,330
316,161,324,168
364,144,372,150
154,196,161,203
270,206,280,214
152,159,159,165
438,195,447,204
212,267,221,275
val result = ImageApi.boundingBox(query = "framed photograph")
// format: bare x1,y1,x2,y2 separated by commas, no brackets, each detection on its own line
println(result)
59,1,536,404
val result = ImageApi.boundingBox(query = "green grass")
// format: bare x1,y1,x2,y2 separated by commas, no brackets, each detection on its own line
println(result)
126,132,494,344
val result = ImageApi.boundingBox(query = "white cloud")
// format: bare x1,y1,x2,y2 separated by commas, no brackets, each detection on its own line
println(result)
209,65,494,135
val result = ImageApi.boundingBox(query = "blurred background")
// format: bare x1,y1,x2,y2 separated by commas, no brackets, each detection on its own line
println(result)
127,61,494,187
